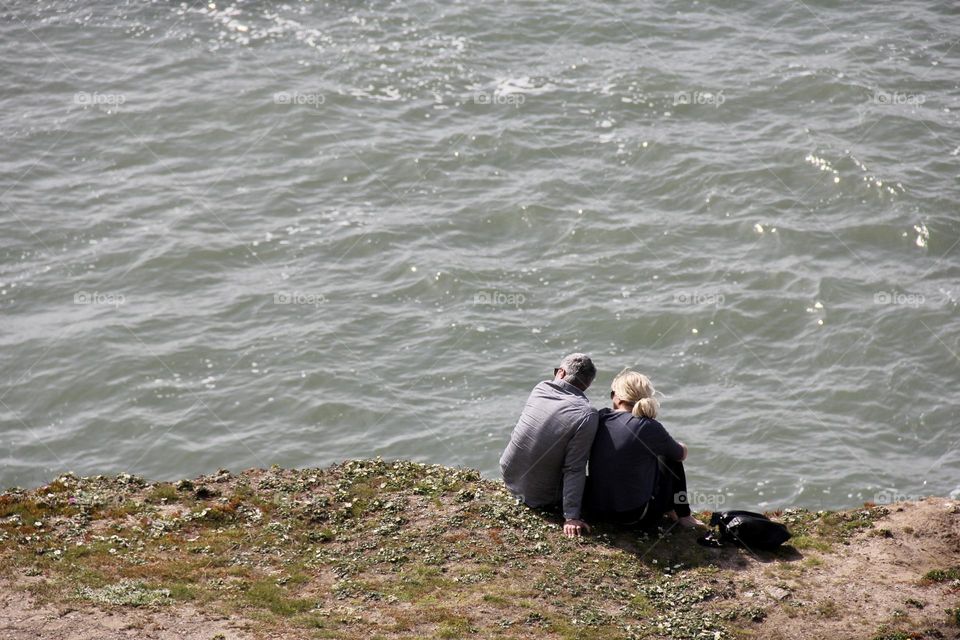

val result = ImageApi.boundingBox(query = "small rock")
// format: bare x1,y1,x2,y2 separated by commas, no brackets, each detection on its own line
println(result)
766,586,791,601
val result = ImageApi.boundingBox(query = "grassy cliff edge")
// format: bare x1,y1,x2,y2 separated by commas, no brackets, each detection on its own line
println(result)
1,459,958,640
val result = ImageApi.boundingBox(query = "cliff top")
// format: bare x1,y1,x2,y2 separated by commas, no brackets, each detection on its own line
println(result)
1,459,958,639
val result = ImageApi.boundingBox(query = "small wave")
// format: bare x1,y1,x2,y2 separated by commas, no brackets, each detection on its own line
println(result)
491,76,557,97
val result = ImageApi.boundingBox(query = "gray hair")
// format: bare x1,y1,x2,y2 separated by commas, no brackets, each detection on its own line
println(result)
558,352,596,389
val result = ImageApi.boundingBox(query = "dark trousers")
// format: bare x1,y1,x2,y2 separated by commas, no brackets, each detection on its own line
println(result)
648,457,692,519
600,458,692,529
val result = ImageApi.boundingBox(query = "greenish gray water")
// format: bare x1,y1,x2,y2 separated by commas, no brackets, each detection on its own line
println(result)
1,0,958,510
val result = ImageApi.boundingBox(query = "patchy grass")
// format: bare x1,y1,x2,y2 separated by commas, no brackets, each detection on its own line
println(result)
78,580,172,606
0,462,954,640
777,505,889,552
145,484,179,504
949,605,960,627
922,567,960,583
243,578,315,616
814,599,839,618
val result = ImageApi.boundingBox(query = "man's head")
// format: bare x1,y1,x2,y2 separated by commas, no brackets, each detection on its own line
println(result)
553,353,596,391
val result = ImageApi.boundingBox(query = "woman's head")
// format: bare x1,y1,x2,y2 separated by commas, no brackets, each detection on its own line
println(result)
610,369,659,419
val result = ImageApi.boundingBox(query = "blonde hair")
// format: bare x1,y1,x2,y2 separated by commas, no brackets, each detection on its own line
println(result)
611,369,659,419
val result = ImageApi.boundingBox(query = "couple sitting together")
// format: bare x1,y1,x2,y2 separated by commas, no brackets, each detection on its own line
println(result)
500,353,702,538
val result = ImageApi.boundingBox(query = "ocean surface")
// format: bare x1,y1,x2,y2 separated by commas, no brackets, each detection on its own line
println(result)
1,0,958,511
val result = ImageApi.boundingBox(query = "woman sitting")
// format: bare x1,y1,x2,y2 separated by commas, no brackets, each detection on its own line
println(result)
584,369,703,530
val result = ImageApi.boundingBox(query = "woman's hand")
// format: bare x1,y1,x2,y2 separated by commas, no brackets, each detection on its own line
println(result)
563,518,592,537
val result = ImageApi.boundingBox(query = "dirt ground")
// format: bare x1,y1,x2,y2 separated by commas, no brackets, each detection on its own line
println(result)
722,497,960,639
0,583,254,640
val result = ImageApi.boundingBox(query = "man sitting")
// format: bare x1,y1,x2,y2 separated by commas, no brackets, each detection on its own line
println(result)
500,353,599,538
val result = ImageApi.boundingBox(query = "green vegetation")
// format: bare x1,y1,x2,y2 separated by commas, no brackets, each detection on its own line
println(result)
777,505,890,552
922,567,960,583
78,580,172,606
0,461,953,639
950,605,960,627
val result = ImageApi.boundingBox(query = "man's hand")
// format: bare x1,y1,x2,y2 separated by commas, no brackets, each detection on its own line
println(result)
563,518,591,538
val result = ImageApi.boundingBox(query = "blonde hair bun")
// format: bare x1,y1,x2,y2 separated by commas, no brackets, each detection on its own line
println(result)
610,369,659,419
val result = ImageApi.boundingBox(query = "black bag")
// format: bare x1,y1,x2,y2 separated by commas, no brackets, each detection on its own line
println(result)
706,510,791,550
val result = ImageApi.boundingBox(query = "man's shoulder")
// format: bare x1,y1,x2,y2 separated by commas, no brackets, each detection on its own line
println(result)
530,379,553,394
531,379,587,401
527,380,559,403
528,381,596,419
571,395,598,427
